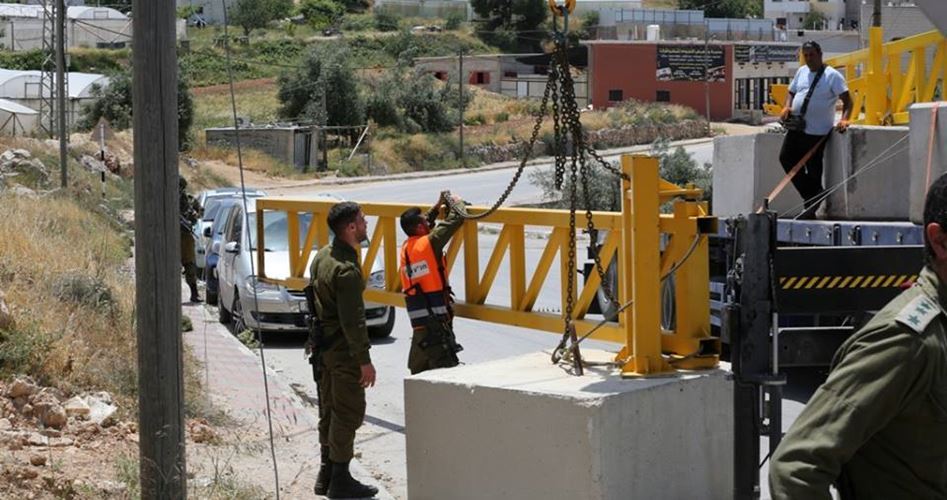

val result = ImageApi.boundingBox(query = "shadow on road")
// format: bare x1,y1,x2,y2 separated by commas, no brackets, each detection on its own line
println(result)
255,331,401,349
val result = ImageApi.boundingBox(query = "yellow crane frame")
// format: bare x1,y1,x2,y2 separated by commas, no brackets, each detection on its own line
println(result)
766,28,946,125
256,155,719,376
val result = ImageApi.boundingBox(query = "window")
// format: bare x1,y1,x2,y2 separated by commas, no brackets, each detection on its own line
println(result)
608,89,623,101
433,71,448,81
503,71,518,78
468,72,491,85
656,90,670,102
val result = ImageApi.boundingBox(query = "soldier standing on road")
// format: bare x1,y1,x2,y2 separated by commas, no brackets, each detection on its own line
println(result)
309,201,379,499
399,192,467,375
769,173,947,499
179,177,202,303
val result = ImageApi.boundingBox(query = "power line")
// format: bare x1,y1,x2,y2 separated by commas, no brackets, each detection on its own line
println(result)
218,0,282,497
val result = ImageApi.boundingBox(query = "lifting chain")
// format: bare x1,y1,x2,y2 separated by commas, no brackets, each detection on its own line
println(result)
441,33,633,374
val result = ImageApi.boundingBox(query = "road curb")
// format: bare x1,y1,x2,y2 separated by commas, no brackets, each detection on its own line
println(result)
270,137,715,190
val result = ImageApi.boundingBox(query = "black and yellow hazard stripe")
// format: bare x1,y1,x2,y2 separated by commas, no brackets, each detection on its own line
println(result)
779,274,918,290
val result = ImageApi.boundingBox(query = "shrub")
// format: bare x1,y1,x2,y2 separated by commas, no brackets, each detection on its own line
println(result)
52,273,116,312
445,12,464,30
374,11,400,32
299,0,345,28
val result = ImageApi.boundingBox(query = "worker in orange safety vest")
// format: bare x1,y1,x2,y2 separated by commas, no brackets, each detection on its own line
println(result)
399,191,467,374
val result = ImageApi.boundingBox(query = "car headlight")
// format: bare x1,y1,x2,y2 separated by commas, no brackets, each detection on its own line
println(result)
245,276,281,294
368,270,385,289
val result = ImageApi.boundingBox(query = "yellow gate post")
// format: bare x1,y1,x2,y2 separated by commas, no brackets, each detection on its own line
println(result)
866,25,886,125
616,155,672,376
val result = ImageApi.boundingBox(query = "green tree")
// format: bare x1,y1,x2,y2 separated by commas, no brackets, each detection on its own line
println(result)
576,11,599,40
298,0,345,28
470,0,548,51
677,0,762,19
277,45,364,128
77,67,195,151
229,0,294,37
364,65,468,134
803,11,827,30
530,140,712,211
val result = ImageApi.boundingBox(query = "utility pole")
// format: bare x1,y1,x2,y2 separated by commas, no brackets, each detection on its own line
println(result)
132,0,186,498
872,0,882,27
55,0,67,188
458,49,465,167
703,31,711,135
321,88,328,171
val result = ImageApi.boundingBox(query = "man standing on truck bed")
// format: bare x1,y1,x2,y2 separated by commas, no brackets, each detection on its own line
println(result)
769,173,947,499
779,40,853,219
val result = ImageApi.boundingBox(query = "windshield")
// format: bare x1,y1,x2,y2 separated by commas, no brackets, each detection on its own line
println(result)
210,201,237,236
248,211,317,252
203,199,225,221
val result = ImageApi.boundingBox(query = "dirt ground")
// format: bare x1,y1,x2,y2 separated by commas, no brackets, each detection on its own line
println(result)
0,378,321,499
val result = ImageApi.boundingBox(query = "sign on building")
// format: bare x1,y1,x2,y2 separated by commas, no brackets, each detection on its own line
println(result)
656,45,725,82
734,44,798,64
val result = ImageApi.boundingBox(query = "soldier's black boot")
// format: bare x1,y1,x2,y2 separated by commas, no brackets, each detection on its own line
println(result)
314,447,332,496
326,460,378,499
188,282,202,303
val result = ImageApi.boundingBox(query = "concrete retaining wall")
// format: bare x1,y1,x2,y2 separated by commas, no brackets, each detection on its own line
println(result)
824,125,910,221
405,351,733,500
909,102,947,224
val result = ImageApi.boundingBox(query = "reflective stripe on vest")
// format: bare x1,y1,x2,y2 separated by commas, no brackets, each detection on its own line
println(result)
400,235,449,327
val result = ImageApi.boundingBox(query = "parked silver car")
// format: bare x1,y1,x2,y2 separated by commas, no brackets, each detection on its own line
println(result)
194,188,267,270
215,197,395,337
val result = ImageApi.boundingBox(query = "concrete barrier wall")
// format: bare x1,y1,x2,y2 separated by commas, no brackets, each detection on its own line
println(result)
405,351,733,500
824,125,910,221
712,132,804,218
909,102,947,224
714,126,914,221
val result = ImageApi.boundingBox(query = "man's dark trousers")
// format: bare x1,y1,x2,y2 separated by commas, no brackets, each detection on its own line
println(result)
779,130,828,218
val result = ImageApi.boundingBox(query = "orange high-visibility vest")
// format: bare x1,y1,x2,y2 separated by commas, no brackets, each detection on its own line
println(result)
400,235,450,327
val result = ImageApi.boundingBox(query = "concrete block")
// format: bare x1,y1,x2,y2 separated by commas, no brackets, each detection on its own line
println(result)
712,132,803,218
405,350,733,500
823,125,910,221
909,102,947,224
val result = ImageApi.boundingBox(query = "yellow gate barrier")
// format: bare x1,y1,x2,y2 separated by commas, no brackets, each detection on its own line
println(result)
256,155,719,376
766,28,946,125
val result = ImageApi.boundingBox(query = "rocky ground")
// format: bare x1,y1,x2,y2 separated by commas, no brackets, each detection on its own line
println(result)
0,376,249,499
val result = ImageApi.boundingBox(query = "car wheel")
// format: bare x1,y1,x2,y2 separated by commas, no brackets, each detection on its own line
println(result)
231,290,248,335
368,307,396,339
218,292,232,324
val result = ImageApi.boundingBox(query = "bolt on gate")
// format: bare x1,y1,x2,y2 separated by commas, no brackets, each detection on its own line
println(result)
255,155,720,376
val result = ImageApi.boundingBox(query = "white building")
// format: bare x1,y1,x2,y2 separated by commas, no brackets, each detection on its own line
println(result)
176,0,237,25
765,0,849,31
0,3,132,51
0,69,110,131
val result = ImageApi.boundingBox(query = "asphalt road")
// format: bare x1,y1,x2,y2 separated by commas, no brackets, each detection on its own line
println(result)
271,141,715,207
219,139,822,499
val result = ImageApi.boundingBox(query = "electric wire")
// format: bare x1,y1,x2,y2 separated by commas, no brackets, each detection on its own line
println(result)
218,0,281,497
779,133,909,219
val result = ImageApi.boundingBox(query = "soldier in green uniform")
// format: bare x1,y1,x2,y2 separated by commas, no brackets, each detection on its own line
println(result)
179,177,201,303
309,201,379,499
399,192,467,375
769,173,947,499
